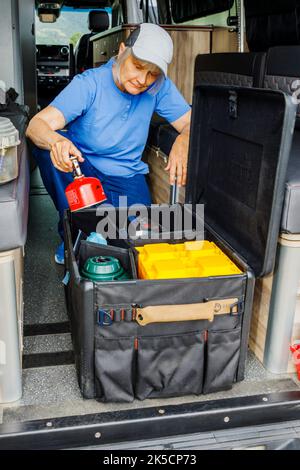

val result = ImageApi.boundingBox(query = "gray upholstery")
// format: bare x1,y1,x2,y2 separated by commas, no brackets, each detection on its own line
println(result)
281,131,300,233
264,75,300,117
0,135,29,251
264,46,300,233
198,71,253,88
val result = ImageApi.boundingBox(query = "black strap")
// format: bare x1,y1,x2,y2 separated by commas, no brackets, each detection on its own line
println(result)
23,351,74,369
24,321,70,336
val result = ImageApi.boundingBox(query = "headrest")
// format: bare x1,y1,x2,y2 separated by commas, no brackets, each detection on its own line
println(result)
88,10,109,33
265,46,300,77
194,52,266,88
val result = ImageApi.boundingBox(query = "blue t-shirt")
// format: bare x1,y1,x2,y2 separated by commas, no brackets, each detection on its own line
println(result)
50,59,191,177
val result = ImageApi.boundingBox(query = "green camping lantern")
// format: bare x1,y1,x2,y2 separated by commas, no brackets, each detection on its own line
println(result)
81,256,130,281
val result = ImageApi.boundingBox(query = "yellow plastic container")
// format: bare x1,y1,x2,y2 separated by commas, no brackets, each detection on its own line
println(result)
136,241,242,279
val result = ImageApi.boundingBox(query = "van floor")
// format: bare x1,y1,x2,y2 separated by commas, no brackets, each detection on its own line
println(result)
0,169,299,425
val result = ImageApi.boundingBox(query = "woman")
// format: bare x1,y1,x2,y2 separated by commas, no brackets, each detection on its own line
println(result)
26,23,191,263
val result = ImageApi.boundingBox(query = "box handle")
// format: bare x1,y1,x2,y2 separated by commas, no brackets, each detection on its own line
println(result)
136,298,239,326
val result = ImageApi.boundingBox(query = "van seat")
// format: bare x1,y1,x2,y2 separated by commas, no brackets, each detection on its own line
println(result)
282,133,300,234
264,46,300,233
194,52,266,88
264,46,300,121
74,10,109,73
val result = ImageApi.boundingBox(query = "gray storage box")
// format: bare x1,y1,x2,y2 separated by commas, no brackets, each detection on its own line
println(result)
64,85,296,401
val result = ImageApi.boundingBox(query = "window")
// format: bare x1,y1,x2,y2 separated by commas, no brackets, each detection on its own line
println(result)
35,6,112,47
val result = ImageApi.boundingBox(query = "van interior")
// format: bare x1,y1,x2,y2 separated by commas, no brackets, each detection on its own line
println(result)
1,0,300,450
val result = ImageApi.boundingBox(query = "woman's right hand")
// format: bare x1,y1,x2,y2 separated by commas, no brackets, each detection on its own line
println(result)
50,138,84,172
26,106,85,172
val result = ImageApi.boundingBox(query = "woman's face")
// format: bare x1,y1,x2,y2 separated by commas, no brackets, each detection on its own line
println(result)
116,44,161,94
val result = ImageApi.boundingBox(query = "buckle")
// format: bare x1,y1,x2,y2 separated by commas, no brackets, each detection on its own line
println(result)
229,299,243,316
97,309,113,326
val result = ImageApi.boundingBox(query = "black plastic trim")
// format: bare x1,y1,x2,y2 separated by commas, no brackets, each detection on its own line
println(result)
1,391,300,450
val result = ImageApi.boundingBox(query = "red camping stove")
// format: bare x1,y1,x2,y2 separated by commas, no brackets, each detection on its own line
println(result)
65,156,106,212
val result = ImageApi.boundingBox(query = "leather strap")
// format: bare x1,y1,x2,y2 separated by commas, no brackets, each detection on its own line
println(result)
136,298,239,326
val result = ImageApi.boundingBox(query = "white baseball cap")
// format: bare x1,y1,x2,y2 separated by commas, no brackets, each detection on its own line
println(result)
125,23,173,77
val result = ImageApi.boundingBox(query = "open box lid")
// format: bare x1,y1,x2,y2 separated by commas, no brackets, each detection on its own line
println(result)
185,85,296,277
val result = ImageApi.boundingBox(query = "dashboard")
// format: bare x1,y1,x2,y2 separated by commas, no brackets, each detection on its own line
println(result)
36,44,72,89
36,44,74,108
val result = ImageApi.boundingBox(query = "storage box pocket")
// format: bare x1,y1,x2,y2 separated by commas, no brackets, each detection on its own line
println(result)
203,327,241,394
95,336,135,402
136,331,205,400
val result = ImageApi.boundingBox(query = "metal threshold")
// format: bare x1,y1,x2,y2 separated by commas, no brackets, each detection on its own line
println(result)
1,391,300,449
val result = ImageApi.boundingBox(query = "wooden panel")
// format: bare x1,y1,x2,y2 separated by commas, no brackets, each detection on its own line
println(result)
109,30,127,56
93,30,127,67
212,27,238,53
178,186,185,204
143,147,185,204
93,37,109,67
168,30,210,103
144,147,169,204
249,274,274,363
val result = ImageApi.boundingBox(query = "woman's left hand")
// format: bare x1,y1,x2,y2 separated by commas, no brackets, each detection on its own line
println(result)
165,133,189,187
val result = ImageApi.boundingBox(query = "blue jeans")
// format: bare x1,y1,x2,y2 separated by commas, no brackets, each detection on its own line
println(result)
32,145,151,240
